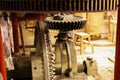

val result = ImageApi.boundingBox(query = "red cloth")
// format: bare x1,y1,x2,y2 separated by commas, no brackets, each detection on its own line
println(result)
0,27,7,80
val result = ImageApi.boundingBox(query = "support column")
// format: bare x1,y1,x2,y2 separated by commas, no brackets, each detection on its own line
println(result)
114,2,120,80
0,27,7,80
11,13,19,54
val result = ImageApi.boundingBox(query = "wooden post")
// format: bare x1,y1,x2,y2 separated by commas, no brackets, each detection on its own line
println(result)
0,27,7,80
18,22,25,55
11,13,19,54
114,1,120,80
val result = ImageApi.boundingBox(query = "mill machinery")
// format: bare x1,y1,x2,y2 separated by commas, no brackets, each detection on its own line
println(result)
32,14,98,80
0,0,118,80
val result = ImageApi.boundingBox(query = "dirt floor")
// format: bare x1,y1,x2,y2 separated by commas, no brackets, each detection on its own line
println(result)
76,45,115,80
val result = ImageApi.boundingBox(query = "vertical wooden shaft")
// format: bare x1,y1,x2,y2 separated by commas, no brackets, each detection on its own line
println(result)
0,27,7,80
12,14,19,54
114,1,120,80
19,22,25,55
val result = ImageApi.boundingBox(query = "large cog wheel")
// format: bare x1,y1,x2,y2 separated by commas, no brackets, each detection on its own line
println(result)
33,20,55,80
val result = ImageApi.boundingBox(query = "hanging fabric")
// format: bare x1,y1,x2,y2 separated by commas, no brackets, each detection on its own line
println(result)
0,12,14,70
0,12,7,80
7,14,14,54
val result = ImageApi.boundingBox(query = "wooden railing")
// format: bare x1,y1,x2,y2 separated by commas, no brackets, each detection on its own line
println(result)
0,0,118,12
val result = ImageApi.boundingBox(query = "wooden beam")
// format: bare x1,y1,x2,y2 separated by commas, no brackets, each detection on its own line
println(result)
114,1,120,80
11,13,19,54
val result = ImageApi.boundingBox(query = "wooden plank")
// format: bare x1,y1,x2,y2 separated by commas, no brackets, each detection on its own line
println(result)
107,0,110,10
103,0,106,10
110,0,112,10
95,0,97,10
91,0,93,11
99,0,102,10
18,22,25,55
87,0,90,11
113,0,116,10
